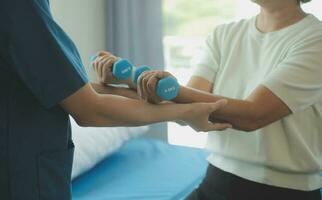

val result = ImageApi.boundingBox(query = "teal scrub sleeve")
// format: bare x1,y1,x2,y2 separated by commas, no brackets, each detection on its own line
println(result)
9,0,89,108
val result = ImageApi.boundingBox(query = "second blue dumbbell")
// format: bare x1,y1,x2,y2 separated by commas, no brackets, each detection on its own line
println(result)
91,55,133,80
133,66,180,101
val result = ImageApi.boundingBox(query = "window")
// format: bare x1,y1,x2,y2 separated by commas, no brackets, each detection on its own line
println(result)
162,0,322,148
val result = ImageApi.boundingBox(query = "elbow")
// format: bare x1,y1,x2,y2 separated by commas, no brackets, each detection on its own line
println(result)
73,116,91,127
241,122,261,132
69,110,97,127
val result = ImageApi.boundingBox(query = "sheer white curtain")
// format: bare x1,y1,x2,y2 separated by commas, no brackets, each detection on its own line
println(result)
105,0,167,140
106,0,164,67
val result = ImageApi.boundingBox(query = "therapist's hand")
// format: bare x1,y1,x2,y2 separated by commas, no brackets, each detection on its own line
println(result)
181,99,232,132
137,70,175,104
92,51,129,85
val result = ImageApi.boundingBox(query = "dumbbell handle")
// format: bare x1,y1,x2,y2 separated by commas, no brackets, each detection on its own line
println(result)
90,55,133,80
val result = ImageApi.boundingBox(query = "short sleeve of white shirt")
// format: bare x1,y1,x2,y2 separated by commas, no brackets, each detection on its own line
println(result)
262,33,322,113
192,28,221,83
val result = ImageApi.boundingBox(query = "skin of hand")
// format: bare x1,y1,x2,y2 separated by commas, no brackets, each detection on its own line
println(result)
60,83,232,132
92,51,132,86
158,101,229,128
137,70,174,104
180,99,232,132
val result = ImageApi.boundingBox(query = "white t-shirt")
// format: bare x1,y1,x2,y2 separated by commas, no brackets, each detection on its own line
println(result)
193,14,322,191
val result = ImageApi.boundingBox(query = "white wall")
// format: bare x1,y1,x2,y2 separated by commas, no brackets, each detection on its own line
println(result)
303,1,322,20
235,0,322,20
50,0,107,81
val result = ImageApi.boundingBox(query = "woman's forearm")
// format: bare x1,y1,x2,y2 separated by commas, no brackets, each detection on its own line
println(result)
61,84,191,127
90,94,188,127
174,86,260,131
91,83,139,99
61,84,187,127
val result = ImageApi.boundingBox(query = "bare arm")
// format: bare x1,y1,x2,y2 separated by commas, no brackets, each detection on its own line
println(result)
91,83,139,100
59,83,229,132
176,83,291,131
60,84,185,127
138,72,291,132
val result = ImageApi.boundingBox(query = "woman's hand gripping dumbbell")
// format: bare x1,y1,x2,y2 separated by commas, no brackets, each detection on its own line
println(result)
91,52,180,102
91,52,133,85
133,67,180,103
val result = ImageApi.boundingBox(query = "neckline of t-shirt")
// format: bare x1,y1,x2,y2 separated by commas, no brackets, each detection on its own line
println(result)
250,14,315,38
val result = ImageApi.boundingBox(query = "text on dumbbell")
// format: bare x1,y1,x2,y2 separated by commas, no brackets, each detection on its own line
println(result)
164,87,176,93
122,67,132,74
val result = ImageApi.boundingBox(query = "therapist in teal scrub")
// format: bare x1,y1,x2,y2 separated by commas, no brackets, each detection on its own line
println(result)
0,0,230,200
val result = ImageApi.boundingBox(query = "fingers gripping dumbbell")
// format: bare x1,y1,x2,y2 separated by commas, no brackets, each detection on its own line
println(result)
91,55,133,80
133,66,180,101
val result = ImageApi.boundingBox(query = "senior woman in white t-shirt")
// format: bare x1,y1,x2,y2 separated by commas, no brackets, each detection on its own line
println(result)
94,0,322,199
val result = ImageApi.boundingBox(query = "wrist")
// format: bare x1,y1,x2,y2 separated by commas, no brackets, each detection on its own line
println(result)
175,103,192,122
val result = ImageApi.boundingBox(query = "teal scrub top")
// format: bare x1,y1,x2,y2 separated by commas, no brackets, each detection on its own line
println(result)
0,0,88,199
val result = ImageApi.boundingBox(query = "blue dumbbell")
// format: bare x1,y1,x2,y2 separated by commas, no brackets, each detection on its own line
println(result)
90,55,133,80
132,66,180,101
